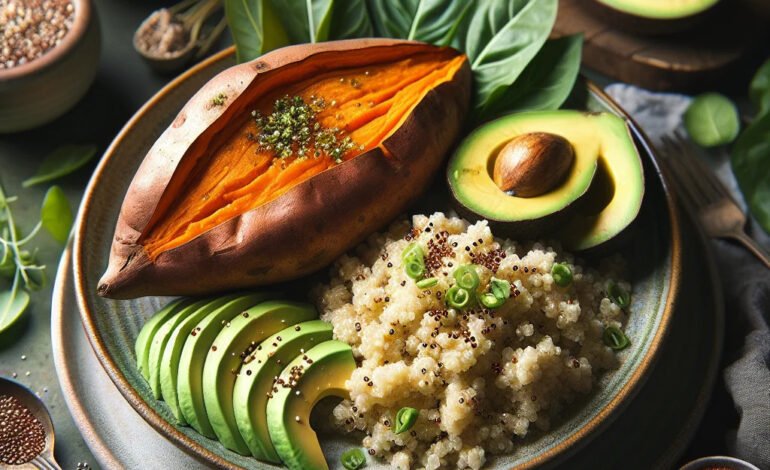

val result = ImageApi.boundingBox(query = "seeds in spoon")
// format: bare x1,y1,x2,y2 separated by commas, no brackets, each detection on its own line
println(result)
0,394,47,465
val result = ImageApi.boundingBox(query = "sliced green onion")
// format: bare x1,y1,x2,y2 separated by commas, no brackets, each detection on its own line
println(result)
453,265,479,291
416,277,438,289
446,286,470,309
341,448,367,470
394,407,419,434
551,263,573,287
401,243,424,263
405,260,425,280
489,277,511,300
602,326,630,350
479,292,505,308
607,281,630,308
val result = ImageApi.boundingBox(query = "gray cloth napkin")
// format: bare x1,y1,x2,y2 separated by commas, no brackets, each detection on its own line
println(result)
605,84,770,469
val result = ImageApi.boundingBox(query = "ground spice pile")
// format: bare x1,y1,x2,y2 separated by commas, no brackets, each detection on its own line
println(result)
0,394,46,464
135,8,188,58
0,0,75,69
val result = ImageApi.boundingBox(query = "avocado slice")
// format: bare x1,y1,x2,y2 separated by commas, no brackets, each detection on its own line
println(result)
447,111,643,251
159,294,241,425
267,340,356,470
202,301,318,455
594,0,718,19
233,320,333,461
135,298,195,381
147,299,211,400
177,293,271,438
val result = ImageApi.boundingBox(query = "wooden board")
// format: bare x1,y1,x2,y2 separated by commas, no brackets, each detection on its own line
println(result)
553,0,768,92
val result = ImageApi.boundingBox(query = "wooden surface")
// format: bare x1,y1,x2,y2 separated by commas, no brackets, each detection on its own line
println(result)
554,0,768,92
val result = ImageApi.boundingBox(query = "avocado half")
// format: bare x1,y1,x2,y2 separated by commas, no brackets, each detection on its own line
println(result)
447,110,644,252
590,0,719,34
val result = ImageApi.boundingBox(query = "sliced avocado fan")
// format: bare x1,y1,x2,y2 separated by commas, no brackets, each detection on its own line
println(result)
267,340,356,470
202,300,318,455
233,320,333,461
176,293,272,438
157,294,241,424
135,298,196,381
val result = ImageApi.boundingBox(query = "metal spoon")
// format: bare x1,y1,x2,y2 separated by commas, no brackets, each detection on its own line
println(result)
133,0,224,74
0,377,61,469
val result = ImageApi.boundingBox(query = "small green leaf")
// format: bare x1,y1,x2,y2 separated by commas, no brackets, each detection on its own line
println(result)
464,0,558,114
731,112,770,235
41,186,73,243
749,58,770,119
23,144,98,187
479,34,583,119
684,93,740,148
0,288,30,333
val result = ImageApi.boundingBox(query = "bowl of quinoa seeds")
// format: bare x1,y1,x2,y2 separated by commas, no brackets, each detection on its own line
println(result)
1,0,75,69
315,212,631,470
0,394,47,465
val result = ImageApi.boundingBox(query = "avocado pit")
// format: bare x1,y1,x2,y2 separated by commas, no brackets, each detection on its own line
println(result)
492,132,574,197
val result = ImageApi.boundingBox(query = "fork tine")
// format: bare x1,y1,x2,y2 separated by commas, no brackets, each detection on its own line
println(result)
664,135,721,205
675,132,735,202
658,138,701,213
676,132,735,202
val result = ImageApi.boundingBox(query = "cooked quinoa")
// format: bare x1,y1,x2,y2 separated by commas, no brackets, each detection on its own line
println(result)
314,213,630,470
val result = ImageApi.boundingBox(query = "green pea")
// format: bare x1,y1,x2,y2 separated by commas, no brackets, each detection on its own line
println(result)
551,263,573,287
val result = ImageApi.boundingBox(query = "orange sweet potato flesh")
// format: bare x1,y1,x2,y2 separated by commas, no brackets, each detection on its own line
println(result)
98,39,471,298
143,53,465,258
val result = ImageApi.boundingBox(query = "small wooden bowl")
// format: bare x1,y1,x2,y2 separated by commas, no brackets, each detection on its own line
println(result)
0,0,101,133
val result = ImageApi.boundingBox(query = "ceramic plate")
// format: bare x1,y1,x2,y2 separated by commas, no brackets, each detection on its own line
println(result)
54,202,721,469
71,48,681,469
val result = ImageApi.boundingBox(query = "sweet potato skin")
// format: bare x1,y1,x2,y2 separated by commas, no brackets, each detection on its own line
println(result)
98,39,471,298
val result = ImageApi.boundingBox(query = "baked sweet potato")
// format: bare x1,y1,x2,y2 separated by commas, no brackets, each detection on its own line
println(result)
98,38,471,299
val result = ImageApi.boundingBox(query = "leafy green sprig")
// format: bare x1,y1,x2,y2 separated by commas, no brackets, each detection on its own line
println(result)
0,145,84,333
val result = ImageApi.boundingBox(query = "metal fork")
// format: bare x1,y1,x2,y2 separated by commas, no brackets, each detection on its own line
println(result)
658,133,770,269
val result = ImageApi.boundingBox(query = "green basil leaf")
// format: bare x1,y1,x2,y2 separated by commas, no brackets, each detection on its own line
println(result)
367,0,474,45
225,0,290,63
22,144,98,187
41,186,73,244
330,0,373,39
749,58,770,119
479,34,582,120
269,0,334,43
731,112,770,234
684,93,740,148
463,0,558,114
0,288,30,333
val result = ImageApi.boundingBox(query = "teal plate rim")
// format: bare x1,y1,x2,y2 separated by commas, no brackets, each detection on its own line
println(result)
71,46,682,469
